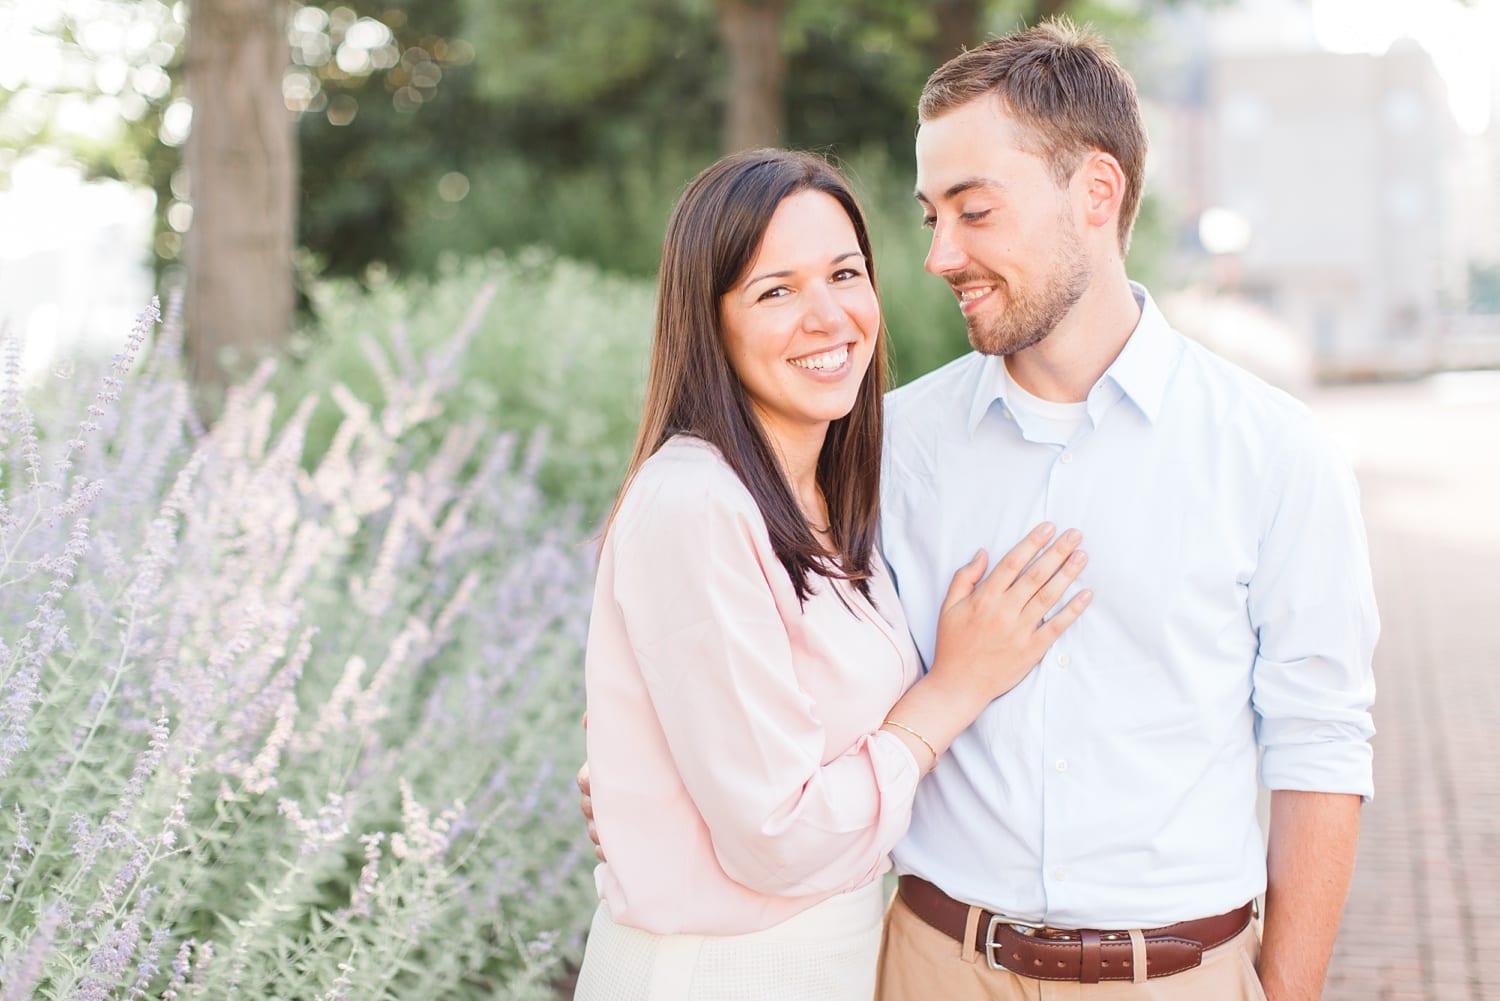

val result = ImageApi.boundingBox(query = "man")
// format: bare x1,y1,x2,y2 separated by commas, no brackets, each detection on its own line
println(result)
875,18,1376,1001
579,18,1377,1000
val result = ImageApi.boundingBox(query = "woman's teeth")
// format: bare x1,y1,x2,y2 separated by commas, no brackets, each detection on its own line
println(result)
788,346,849,371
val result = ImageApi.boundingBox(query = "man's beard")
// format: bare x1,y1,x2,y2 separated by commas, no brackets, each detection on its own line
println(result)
959,227,1092,357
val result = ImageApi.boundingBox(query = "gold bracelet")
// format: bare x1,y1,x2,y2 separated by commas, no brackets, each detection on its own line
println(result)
881,718,938,770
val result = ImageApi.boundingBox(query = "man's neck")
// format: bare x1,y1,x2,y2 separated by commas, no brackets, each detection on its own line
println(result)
1003,268,1141,404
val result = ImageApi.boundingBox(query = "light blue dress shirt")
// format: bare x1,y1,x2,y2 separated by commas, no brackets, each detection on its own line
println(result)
880,285,1378,928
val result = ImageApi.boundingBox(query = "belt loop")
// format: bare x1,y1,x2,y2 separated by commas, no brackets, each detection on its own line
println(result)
1080,929,1102,984
1128,928,1147,984
960,905,983,964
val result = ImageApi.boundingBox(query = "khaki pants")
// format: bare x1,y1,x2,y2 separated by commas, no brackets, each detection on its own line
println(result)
875,892,1268,1001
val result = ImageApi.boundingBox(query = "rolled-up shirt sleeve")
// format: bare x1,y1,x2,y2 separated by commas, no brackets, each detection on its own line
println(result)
1249,426,1379,799
610,472,920,897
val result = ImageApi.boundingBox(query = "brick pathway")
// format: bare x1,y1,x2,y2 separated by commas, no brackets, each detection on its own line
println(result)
1312,374,1500,1001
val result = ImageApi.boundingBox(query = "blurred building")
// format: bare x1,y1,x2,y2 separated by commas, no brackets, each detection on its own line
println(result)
1139,2,1500,380
1208,41,1459,376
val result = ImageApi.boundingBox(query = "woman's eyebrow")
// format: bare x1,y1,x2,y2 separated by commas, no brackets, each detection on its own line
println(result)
742,251,864,289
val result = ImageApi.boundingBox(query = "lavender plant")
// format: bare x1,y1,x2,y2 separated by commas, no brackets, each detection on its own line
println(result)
0,291,598,999
280,251,656,523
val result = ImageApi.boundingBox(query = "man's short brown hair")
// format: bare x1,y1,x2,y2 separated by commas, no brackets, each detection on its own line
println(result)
919,18,1147,255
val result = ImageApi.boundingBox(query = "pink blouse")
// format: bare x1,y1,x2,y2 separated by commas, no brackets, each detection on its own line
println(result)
584,436,924,935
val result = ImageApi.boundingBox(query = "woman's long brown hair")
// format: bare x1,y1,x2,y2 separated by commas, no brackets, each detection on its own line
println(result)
606,149,887,605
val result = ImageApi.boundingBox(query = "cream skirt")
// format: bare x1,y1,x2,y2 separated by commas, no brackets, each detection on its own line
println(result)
572,881,885,1001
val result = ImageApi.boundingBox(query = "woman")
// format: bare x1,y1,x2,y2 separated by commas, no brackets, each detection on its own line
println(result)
574,149,1090,1000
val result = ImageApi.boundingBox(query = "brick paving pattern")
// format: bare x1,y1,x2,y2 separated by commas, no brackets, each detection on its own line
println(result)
1313,374,1500,1001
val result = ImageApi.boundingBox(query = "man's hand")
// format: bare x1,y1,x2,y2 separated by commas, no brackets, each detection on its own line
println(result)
577,760,605,861
577,712,605,862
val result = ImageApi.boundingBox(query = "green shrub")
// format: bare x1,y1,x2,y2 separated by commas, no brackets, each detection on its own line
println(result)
396,152,702,280
284,252,655,525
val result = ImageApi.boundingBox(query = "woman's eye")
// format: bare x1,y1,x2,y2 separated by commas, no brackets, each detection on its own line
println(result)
921,215,936,230
960,209,992,223
757,286,790,301
832,267,863,282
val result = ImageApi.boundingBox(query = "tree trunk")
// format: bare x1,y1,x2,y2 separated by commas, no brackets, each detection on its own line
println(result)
716,0,791,152
929,0,982,65
184,0,296,393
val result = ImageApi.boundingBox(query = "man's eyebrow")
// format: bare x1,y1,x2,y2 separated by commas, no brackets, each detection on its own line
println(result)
914,178,1005,204
742,251,864,290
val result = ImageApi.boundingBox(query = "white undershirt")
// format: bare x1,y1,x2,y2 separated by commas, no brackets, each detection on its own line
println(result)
999,359,1089,447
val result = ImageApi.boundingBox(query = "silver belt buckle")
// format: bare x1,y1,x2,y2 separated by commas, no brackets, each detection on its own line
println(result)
984,914,1045,972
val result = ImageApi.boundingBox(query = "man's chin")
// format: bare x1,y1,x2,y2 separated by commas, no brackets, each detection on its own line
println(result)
966,320,1047,358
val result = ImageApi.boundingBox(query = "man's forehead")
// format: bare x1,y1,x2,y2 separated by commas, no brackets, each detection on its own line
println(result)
915,103,1044,199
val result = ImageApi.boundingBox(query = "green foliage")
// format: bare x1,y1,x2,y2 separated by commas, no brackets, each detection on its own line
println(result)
396,150,701,279
280,253,656,523
460,0,713,104
287,0,496,279
295,0,723,280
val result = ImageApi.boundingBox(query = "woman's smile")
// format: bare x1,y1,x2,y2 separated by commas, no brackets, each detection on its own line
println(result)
787,343,853,374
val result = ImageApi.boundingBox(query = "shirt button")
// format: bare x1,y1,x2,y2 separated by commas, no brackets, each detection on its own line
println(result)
1057,653,1072,667
1055,759,1069,772
1054,866,1069,881
1060,452,1074,464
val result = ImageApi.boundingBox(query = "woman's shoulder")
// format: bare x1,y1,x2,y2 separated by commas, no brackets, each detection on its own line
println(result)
614,435,763,537
632,434,751,495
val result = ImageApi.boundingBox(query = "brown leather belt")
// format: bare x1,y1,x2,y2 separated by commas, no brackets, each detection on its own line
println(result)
898,875,1253,983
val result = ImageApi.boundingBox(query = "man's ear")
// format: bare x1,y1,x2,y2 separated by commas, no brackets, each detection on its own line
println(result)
1078,151,1127,235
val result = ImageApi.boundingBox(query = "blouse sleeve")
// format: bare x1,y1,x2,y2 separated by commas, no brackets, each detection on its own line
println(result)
609,462,921,897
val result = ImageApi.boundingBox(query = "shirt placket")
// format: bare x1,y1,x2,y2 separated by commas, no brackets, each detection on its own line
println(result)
1037,426,1091,919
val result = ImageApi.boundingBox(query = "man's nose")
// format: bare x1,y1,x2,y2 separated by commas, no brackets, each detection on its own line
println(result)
924,223,967,276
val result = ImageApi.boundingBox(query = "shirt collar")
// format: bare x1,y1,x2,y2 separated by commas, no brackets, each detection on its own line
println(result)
967,352,1011,434
1101,283,1179,425
965,282,1180,435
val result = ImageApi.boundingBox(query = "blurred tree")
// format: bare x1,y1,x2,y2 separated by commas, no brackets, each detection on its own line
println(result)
184,0,296,389
719,0,792,149
930,0,983,63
